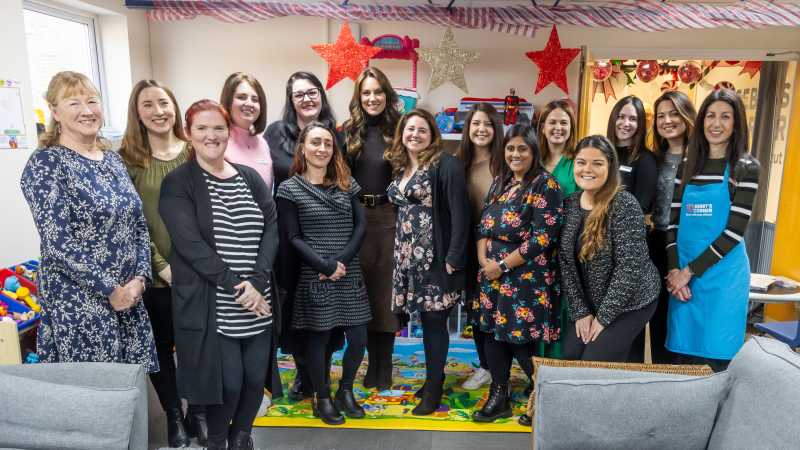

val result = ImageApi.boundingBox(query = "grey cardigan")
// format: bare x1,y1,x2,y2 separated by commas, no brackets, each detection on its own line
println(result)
559,190,659,326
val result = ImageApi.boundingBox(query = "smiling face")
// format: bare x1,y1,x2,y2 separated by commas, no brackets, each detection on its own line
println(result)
137,87,176,136
574,146,610,193
301,126,335,171
656,99,687,142
468,110,494,149
188,110,229,163
230,81,261,130
402,115,432,157
614,103,638,146
704,100,735,149
291,78,322,124
543,108,571,148
504,136,534,179
360,76,387,117
51,89,103,141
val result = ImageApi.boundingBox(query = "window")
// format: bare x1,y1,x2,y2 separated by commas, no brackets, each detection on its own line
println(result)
23,1,105,124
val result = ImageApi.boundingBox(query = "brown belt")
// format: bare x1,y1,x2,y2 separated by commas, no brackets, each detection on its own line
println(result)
358,194,389,207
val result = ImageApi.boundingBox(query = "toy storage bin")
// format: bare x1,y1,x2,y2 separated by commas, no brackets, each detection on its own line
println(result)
0,291,40,333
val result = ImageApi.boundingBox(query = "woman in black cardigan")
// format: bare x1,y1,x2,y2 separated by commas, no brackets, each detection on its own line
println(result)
559,135,659,363
385,108,470,415
160,100,280,450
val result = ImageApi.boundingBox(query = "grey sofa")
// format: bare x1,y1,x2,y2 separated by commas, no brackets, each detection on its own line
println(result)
533,336,800,450
0,362,148,450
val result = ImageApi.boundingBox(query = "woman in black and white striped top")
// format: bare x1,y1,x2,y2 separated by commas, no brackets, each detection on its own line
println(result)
160,100,278,450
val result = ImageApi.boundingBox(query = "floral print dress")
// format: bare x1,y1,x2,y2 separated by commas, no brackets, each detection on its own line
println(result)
20,145,158,372
477,173,563,345
388,167,462,315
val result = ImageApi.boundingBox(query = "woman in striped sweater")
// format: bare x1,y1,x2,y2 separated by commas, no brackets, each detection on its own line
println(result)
665,89,760,372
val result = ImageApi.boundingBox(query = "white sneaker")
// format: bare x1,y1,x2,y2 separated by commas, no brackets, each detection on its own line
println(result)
461,367,492,390
256,391,272,417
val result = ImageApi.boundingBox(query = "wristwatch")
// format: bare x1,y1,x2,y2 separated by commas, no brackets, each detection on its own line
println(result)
498,260,511,273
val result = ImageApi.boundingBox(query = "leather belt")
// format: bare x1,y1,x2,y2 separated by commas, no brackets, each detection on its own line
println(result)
358,194,389,207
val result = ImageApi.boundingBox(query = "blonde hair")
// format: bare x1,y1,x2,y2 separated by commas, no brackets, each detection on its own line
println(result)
39,71,109,150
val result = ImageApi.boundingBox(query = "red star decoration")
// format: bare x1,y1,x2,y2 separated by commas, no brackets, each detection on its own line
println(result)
739,61,762,79
312,22,382,89
525,26,581,95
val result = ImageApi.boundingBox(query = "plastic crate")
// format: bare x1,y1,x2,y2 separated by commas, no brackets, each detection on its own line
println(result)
0,268,37,296
0,291,40,333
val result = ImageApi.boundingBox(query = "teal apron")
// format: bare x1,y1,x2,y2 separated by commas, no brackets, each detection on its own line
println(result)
666,167,750,360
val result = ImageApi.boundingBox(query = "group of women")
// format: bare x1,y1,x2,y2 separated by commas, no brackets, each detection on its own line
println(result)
20,65,759,448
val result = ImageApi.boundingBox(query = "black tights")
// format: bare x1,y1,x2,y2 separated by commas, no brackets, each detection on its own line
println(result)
472,328,489,370
421,309,451,386
484,334,534,385
206,329,271,443
307,325,367,395
143,288,180,411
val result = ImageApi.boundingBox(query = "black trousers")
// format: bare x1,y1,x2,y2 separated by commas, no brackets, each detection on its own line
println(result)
672,353,730,373
421,309,451,386
484,333,534,384
472,328,489,370
307,325,367,395
143,287,180,411
207,329,271,442
564,301,657,362
647,229,675,364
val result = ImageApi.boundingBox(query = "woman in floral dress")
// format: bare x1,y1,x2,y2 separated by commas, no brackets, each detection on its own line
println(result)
386,109,470,416
472,125,563,424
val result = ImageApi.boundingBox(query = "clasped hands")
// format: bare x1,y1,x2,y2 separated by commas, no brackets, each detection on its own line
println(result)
666,267,693,302
234,280,271,317
109,276,146,311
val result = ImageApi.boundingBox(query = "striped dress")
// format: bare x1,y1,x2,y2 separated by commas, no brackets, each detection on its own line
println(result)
665,156,760,276
204,171,272,338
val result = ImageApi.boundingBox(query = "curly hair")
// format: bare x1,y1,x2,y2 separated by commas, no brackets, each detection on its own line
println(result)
342,67,400,160
384,109,443,177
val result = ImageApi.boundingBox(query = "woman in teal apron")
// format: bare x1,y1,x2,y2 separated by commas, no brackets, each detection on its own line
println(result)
665,89,761,371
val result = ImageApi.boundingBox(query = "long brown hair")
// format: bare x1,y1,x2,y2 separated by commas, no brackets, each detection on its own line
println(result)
574,135,623,262
342,67,400,160
456,102,503,174
39,71,109,150
384,109,443,177
120,80,186,168
184,99,231,160
290,121,352,191
606,95,648,161
538,99,577,165
219,72,268,134
652,90,696,159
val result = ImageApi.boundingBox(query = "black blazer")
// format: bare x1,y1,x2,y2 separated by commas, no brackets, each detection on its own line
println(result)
429,152,471,292
159,159,281,405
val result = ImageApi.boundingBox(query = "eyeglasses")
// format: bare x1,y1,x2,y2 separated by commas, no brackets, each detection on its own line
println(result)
292,88,320,101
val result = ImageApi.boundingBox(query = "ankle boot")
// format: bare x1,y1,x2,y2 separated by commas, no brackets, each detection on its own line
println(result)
313,394,345,425
185,407,208,446
518,413,532,427
228,431,254,450
363,335,378,388
334,388,365,418
414,376,444,399
206,436,227,450
412,380,443,416
376,334,395,390
472,383,512,423
165,407,189,448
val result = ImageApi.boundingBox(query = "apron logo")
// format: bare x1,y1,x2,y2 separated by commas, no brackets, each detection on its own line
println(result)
686,203,713,217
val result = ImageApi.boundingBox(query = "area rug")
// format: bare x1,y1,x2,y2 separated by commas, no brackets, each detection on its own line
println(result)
254,338,530,432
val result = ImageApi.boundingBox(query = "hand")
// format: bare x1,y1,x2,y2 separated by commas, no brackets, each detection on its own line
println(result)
667,267,692,293
575,315,594,344
109,284,138,311
158,265,172,285
482,259,502,281
320,262,346,281
234,281,261,310
446,263,456,274
674,285,693,302
588,318,605,342
250,297,272,317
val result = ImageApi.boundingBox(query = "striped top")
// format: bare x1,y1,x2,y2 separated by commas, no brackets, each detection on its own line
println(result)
666,156,760,277
204,171,272,338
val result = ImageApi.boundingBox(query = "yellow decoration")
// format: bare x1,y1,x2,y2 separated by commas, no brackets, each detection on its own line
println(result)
418,28,479,93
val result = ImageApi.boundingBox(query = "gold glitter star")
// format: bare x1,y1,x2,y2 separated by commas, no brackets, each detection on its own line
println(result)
419,28,480,93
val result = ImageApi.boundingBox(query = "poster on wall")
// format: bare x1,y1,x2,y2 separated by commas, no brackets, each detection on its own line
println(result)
0,80,28,150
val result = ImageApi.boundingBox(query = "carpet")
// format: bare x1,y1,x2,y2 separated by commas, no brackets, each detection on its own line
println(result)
254,338,530,432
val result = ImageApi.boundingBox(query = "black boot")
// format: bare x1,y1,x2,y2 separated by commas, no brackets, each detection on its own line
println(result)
289,364,314,401
518,413,532,427
185,406,208,446
334,389,365,418
165,407,189,448
414,376,444,399
472,383,512,423
363,333,378,388
228,431,254,450
313,394,345,425
206,436,227,450
376,333,395,391
412,379,443,416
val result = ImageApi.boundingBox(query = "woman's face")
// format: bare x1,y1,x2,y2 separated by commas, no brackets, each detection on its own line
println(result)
574,146,610,193
137,87,176,136
291,78,322,124
188,110,229,163
704,100,735,148
504,136,534,178
51,90,103,141
230,81,261,130
402,115,432,157
614,103,638,145
302,126,334,171
543,108,571,148
468,110,494,149
656,99,687,142
360,76,387,117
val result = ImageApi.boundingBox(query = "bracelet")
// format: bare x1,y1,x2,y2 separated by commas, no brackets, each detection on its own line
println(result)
498,260,511,273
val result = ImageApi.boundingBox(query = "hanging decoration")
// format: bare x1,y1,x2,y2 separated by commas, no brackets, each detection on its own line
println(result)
592,60,613,82
591,60,619,103
311,22,382,89
525,26,581,95
661,79,678,92
677,60,702,84
739,61,762,79
715,81,736,91
635,60,660,83
418,28,480,93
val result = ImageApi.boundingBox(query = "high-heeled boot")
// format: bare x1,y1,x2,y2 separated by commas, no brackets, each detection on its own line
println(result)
376,333,395,391
472,383,512,422
313,393,345,425
411,378,443,416
334,388,366,418
165,407,189,448
184,405,208,446
228,430,254,450
363,333,378,388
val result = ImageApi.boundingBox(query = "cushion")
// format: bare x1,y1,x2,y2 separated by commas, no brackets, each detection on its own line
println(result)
534,371,730,450
0,371,138,450
708,336,800,450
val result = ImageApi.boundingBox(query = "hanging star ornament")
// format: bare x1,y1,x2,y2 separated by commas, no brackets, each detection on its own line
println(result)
525,26,581,95
419,28,480,93
312,22,382,89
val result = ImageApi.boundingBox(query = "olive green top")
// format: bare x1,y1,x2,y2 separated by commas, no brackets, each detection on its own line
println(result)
124,146,188,288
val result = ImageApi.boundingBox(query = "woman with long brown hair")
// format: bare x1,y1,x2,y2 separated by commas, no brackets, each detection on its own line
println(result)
559,135,659,362
386,108,470,415
342,67,402,390
276,122,370,425
538,99,578,196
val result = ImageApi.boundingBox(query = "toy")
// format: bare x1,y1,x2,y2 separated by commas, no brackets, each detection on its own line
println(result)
0,300,7,316
24,352,40,364
504,88,520,125
16,287,41,313
3,275,21,292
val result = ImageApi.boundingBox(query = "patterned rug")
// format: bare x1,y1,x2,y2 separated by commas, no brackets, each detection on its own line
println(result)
254,338,530,432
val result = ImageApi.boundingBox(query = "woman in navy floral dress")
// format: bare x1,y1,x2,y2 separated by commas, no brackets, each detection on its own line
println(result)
20,72,156,372
473,125,562,424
